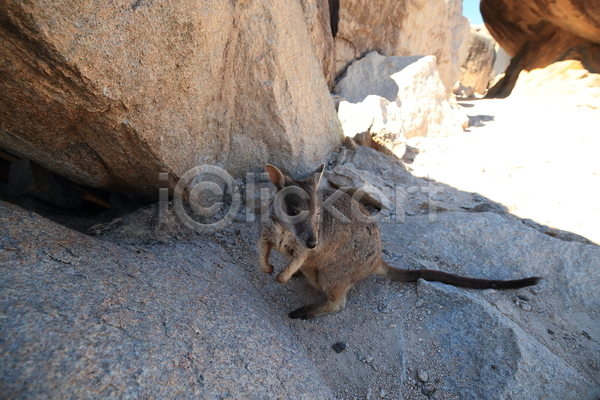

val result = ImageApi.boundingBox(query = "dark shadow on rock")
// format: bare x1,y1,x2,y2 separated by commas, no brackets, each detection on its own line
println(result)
467,114,495,128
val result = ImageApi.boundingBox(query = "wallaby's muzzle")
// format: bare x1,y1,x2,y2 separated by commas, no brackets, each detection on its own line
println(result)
306,236,318,249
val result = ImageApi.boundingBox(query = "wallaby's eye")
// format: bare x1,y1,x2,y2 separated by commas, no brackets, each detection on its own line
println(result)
287,206,299,216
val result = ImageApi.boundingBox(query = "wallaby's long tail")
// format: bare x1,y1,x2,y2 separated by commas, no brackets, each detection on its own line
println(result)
375,260,541,290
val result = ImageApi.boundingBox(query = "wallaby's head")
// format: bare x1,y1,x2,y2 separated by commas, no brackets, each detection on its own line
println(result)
266,164,325,249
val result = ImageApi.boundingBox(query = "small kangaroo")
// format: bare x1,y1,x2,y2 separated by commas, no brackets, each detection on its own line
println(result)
258,164,541,320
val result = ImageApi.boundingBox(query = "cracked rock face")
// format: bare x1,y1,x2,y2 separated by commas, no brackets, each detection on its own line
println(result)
0,0,341,200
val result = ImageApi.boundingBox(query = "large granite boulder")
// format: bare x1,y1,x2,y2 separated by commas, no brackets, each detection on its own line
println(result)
0,0,342,200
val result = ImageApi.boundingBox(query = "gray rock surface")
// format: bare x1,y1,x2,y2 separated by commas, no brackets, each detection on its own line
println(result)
383,212,600,310
1,195,599,399
325,163,395,211
414,280,598,399
0,201,334,399
351,145,413,186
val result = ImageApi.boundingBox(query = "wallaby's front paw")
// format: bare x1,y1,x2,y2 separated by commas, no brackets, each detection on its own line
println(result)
260,264,274,274
276,271,289,284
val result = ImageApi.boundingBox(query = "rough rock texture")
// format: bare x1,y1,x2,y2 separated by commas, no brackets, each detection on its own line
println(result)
300,0,337,89
0,201,335,399
0,0,342,199
482,0,600,98
347,145,412,186
325,164,395,211
325,144,414,213
388,212,600,310
334,0,470,92
337,95,408,158
456,25,497,97
414,280,598,399
379,213,600,399
335,52,467,151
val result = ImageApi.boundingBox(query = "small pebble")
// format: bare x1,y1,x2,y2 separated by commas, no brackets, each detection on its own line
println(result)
331,342,346,353
520,303,532,311
547,329,555,335
379,388,386,398
473,193,485,202
417,370,429,382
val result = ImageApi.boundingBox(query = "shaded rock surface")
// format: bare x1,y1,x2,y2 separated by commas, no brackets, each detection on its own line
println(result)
414,279,597,399
6,159,83,209
456,25,497,97
482,0,600,98
0,0,342,199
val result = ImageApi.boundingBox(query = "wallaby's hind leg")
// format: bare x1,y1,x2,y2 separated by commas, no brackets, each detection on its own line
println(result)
289,284,349,320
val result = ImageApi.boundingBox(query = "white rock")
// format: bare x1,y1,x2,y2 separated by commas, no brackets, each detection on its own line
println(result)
334,0,470,92
337,95,406,159
336,52,466,152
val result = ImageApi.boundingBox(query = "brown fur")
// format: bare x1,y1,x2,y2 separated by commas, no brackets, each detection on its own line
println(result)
259,164,541,319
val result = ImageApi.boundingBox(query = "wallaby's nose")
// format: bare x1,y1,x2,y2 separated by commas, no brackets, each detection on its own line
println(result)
306,237,318,249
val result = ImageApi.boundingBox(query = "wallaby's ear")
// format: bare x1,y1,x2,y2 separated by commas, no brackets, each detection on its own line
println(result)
265,164,286,191
313,163,325,188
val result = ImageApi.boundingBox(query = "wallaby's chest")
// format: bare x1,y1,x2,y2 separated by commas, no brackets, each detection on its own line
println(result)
272,223,300,259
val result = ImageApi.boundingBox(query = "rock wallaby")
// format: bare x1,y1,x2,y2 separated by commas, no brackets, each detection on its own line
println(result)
258,164,541,320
